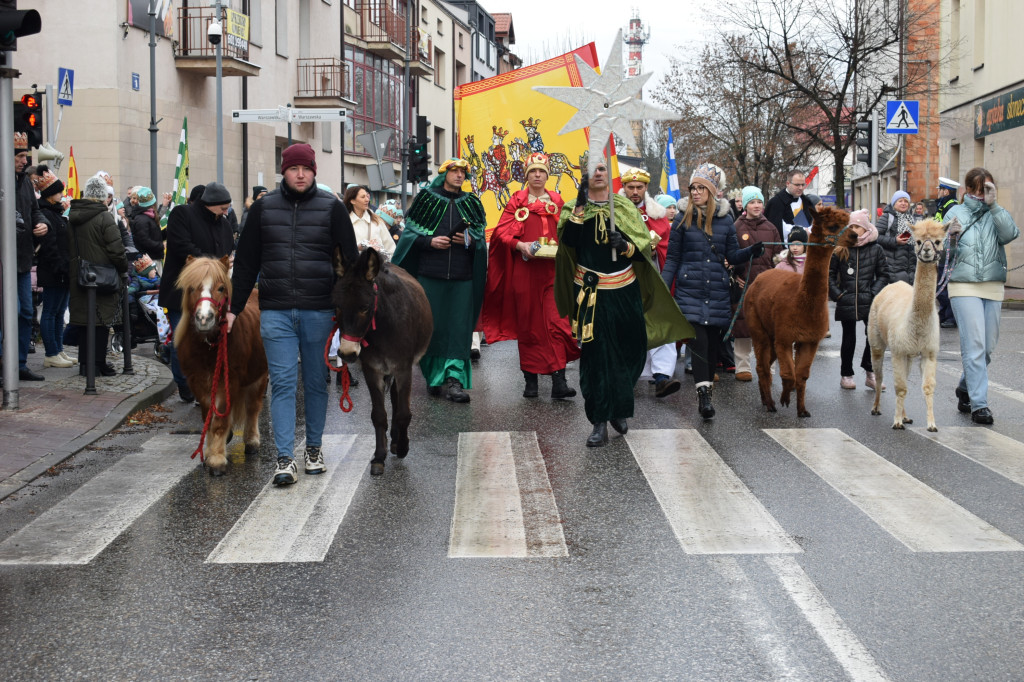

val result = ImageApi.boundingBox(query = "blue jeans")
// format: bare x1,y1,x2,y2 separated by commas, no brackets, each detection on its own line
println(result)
40,286,70,357
17,271,33,369
950,296,1001,411
260,308,335,459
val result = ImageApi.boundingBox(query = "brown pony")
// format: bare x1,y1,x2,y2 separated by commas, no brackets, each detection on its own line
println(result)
331,247,433,476
743,206,857,417
175,255,268,475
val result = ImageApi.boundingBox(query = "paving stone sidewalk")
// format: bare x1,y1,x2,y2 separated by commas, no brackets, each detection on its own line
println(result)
0,348,175,501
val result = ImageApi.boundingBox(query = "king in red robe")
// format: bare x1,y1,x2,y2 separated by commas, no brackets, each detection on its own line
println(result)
482,152,581,399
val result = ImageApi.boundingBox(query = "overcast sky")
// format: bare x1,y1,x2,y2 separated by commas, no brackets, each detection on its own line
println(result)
494,2,715,98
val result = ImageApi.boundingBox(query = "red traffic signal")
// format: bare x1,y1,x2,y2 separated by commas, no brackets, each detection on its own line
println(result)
19,91,42,147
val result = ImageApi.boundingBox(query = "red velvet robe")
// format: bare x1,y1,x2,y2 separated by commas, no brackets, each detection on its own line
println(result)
482,188,580,373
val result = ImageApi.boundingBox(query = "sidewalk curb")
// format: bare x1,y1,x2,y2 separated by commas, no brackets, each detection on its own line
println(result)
0,364,176,502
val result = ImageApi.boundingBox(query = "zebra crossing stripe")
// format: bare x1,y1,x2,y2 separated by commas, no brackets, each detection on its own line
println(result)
0,435,200,565
766,428,1024,552
626,429,801,554
206,434,370,564
449,432,567,558
936,363,1024,405
765,556,891,682
914,426,1024,489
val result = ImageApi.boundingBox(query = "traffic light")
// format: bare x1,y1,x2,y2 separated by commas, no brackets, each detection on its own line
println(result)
0,1,41,51
409,115,432,183
20,91,43,147
855,112,877,173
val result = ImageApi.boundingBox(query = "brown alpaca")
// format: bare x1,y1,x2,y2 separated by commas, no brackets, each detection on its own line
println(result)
867,218,951,432
744,207,858,416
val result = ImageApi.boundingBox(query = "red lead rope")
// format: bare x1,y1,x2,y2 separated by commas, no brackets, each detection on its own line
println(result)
191,321,232,461
324,322,353,412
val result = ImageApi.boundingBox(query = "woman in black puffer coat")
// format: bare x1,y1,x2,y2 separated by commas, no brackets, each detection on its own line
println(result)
662,163,763,420
828,209,890,391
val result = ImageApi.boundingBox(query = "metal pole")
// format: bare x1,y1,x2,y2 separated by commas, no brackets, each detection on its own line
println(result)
400,0,412,207
149,0,159,193
215,0,224,184
286,103,292,146
84,281,98,395
120,275,135,374
1,67,21,408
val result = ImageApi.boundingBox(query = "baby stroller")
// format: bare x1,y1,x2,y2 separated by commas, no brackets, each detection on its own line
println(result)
111,256,172,363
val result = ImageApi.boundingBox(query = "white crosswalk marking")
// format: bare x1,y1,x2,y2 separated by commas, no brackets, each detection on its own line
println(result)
0,435,200,565
766,428,1024,552
626,429,801,554
914,427,1024,488
449,432,567,558
936,362,1024,406
765,556,891,682
206,434,370,564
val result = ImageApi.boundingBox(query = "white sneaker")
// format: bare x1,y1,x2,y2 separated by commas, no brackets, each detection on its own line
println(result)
304,446,326,475
43,354,74,368
59,351,78,365
273,457,298,486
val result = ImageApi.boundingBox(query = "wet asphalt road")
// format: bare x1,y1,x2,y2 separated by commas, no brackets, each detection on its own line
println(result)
1,310,1023,681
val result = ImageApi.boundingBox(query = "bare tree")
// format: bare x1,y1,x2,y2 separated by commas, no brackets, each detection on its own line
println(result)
714,0,943,207
654,37,814,195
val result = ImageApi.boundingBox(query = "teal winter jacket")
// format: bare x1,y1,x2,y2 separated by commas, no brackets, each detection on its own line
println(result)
943,196,1019,284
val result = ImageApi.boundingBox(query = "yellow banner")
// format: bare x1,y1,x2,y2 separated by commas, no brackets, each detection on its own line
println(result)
66,146,80,200
456,45,612,240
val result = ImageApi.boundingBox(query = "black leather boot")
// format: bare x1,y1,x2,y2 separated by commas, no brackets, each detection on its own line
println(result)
550,369,576,400
586,422,608,447
446,377,470,403
609,418,628,435
697,384,715,420
523,371,539,398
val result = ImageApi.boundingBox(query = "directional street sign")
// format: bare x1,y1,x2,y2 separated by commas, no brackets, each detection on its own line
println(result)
885,100,919,134
57,67,74,107
232,107,347,124
356,129,393,163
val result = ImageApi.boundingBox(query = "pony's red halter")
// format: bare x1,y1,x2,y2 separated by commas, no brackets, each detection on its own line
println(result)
339,283,379,348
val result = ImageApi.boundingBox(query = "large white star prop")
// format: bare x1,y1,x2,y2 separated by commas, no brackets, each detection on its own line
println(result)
533,30,677,174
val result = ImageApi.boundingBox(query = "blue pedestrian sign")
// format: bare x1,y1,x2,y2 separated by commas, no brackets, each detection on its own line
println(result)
57,68,74,107
885,100,919,134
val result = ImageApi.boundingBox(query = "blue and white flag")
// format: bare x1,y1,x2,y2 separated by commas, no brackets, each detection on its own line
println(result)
664,128,681,200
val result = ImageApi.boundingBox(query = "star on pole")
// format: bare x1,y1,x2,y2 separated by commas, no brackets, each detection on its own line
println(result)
533,30,677,174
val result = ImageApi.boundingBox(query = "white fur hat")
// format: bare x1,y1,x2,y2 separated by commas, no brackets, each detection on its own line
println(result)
83,176,109,201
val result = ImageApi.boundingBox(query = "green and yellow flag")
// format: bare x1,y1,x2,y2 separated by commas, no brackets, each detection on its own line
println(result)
162,117,189,227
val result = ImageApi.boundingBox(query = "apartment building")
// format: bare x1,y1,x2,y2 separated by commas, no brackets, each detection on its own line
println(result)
13,0,508,208
940,0,1023,285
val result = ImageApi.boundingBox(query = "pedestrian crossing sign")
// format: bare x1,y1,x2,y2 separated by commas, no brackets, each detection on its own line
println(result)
57,67,74,107
885,100,918,134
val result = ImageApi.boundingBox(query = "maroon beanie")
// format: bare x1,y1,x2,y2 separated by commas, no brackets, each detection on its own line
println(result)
281,143,317,175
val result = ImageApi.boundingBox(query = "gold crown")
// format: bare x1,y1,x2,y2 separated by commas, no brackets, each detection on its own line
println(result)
621,168,651,184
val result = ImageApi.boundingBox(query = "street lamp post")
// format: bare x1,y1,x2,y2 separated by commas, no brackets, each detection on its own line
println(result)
148,0,159,195
214,0,224,184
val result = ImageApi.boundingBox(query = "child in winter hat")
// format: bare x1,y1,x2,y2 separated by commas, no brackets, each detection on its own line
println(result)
741,186,764,209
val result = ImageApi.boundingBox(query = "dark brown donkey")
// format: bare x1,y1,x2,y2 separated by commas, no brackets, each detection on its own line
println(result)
332,247,433,476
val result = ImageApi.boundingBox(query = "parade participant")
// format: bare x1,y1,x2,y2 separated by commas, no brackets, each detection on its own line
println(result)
877,190,917,285
732,186,784,382
765,170,815,242
376,200,405,242
934,177,961,328
943,167,1019,425
828,209,890,391
229,143,359,485
620,168,679,397
483,153,579,400
774,226,808,274
662,163,764,420
392,158,488,403
130,186,164,269
554,157,691,447
161,182,236,403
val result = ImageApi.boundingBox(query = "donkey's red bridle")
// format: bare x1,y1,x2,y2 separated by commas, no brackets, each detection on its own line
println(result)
339,282,378,348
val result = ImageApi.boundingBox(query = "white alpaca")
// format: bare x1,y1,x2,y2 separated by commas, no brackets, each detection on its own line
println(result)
867,218,953,431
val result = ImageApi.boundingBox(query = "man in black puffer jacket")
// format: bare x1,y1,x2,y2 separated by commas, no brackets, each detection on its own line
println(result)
230,144,358,487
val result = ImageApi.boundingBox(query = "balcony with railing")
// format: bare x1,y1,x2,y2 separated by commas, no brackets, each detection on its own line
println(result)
355,0,408,61
295,58,354,108
174,6,260,77
408,29,433,78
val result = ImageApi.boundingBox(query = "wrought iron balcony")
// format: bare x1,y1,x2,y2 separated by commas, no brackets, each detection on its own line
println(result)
173,6,259,77
355,0,408,61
